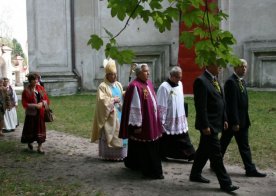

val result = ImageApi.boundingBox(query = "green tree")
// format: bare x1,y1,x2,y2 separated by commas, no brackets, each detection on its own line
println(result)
12,38,25,59
87,0,240,67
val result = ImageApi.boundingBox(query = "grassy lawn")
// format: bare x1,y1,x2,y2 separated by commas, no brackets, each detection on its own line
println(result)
16,94,96,138
15,91,276,169
1,90,275,195
185,91,276,169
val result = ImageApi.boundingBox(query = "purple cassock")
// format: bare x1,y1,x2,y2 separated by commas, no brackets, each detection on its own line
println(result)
119,78,162,141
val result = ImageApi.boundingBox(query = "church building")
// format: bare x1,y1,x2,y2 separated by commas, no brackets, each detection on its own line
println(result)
26,0,276,95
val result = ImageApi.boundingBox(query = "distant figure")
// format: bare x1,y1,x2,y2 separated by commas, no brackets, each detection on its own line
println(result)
189,64,239,192
221,59,266,177
21,73,50,153
3,77,18,132
0,78,10,137
91,58,127,160
119,63,164,179
156,66,195,161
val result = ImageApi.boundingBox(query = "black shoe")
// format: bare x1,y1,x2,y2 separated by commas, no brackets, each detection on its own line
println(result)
220,185,239,192
28,143,33,151
246,170,267,177
154,174,165,179
37,149,45,154
190,175,210,183
187,154,195,161
37,146,45,154
161,157,169,161
143,174,164,180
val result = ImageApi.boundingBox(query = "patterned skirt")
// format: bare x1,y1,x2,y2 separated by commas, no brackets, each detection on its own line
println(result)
21,113,46,144
99,132,127,161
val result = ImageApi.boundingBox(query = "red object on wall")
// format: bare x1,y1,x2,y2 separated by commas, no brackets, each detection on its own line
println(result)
178,34,202,94
178,0,217,94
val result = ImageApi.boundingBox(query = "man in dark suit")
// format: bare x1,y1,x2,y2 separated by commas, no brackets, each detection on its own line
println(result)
220,59,266,177
189,65,239,192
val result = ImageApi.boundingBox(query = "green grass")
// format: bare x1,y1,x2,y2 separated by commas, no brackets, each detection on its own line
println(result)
185,91,276,169
17,94,96,138
0,169,80,196
16,91,276,169
0,141,82,195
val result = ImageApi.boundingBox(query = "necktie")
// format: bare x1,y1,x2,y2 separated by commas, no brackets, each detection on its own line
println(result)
213,78,221,93
239,79,244,92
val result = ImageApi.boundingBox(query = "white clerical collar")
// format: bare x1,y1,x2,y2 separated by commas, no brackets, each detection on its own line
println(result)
234,72,243,80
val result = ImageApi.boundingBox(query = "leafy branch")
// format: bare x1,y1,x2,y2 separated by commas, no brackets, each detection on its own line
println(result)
112,0,142,39
87,0,240,67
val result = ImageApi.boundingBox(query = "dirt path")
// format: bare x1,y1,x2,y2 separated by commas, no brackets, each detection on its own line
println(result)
2,127,276,196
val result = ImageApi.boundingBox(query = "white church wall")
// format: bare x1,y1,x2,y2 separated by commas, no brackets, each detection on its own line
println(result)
220,0,276,88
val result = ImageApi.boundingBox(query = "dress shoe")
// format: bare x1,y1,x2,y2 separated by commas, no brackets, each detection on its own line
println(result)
161,157,169,161
143,174,164,180
220,185,239,192
246,170,267,177
37,148,45,154
154,174,165,179
28,143,33,150
187,154,195,161
190,175,210,183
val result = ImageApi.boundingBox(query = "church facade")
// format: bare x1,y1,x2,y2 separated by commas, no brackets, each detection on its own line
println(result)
26,0,276,95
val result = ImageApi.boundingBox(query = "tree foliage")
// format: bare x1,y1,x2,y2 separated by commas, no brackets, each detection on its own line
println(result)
87,0,240,67
12,38,25,59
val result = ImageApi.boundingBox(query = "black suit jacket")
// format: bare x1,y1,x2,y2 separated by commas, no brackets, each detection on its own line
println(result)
224,74,251,129
194,71,227,133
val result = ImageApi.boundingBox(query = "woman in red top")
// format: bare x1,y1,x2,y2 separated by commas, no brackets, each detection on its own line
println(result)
21,73,50,153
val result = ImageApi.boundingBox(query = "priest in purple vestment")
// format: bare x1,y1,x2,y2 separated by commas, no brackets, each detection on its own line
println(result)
119,63,164,179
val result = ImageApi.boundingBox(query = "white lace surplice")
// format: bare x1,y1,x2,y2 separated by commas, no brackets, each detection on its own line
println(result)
128,86,158,126
157,81,188,134
128,87,142,126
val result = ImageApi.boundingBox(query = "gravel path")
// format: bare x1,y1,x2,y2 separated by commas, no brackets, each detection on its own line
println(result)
2,127,276,196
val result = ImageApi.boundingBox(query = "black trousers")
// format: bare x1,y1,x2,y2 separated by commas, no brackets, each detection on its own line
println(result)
124,138,163,177
220,128,256,173
190,132,232,187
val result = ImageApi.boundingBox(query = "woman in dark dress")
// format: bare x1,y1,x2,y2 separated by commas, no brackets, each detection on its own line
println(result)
21,73,50,153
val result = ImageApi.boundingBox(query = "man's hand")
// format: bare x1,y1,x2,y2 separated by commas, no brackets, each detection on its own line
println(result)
114,96,120,104
202,127,211,135
224,121,228,130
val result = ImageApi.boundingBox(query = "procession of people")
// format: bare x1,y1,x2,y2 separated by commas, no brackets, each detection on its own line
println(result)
0,58,267,193
89,58,268,193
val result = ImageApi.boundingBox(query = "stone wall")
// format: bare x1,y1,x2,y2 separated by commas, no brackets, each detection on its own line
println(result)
27,0,179,95
27,0,77,95
27,0,276,95
220,0,276,88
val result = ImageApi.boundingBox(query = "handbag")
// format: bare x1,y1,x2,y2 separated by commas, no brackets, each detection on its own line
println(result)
44,103,54,122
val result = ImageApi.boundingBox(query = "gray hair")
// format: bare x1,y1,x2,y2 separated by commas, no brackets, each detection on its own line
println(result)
240,59,247,66
135,63,148,76
170,66,182,76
